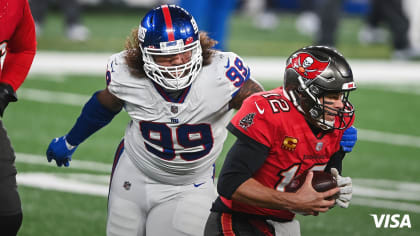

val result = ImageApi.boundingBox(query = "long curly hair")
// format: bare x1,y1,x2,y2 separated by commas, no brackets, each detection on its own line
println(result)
124,28,218,78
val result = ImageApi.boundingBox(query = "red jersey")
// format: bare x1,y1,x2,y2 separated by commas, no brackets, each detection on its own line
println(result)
221,87,354,220
0,0,36,91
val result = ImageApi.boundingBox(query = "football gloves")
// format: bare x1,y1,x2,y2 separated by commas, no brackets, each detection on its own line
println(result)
340,126,357,152
331,168,352,208
0,82,18,117
46,136,78,167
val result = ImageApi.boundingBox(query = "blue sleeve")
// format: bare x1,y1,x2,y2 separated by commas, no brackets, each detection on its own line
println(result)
66,91,121,146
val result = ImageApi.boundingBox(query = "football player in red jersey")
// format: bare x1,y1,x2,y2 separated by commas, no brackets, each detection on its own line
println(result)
204,46,357,235
0,0,36,235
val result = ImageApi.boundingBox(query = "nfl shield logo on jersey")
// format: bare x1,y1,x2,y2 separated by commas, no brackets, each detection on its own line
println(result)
316,142,323,151
239,113,256,130
171,105,178,114
123,181,131,191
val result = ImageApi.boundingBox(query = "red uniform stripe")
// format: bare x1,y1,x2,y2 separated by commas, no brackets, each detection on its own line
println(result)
249,219,274,236
161,5,175,41
221,213,235,236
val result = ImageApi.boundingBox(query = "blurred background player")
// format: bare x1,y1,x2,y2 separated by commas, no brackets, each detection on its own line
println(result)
29,0,90,41
358,0,420,60
45,4,263,236
204,46,357,235
0,0,37,235
179,0,238,50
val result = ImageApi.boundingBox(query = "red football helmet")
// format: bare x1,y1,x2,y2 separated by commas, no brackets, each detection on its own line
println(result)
284,46,356,130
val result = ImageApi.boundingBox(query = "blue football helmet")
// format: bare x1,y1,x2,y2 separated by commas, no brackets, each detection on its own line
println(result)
138,5,202,90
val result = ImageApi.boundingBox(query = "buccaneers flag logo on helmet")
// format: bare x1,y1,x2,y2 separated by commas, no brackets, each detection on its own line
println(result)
286,52,330,79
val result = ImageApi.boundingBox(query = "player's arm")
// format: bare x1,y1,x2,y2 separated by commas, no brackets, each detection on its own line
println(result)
233,173,338,215
218,125,338,215
0,0,36,117
229,78,264,110
1,0,36,91
46,88,123,167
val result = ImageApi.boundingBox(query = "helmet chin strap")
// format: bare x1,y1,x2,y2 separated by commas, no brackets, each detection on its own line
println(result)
316,119,334,130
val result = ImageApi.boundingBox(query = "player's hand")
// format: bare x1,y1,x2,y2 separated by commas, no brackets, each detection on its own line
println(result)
340,126,357,152
0,82,18,117
291,172,339,215
46,136,78,167
330,168,352,208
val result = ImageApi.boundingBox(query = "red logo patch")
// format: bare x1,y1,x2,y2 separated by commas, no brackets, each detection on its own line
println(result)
286,52,330,79
185,37,193,45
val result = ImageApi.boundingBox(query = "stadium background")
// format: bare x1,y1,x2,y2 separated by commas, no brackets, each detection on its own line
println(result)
5,0,420,235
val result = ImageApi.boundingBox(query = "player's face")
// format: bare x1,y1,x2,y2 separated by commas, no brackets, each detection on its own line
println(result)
320,92,344,121
153,51,192,77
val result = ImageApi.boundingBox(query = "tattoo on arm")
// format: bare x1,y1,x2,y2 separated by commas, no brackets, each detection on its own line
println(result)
229,78,264,110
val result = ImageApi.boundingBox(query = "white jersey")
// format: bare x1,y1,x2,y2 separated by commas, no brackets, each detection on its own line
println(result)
107,50,251,185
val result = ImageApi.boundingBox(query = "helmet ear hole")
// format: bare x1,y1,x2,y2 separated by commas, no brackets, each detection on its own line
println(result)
309,108,320,118
309,85,321,96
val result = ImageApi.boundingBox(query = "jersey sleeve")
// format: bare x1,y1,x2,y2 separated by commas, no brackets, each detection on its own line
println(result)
216,51,251,99
228,94,275,149
105,52,146,104
1,0,36,91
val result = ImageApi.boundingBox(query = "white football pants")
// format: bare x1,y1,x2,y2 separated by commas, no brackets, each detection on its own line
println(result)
268,219,301,236
106,151,217,236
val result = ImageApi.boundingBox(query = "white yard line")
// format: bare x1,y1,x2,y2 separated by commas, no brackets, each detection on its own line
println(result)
17,153,111,173
29,51,420,84
358,129,420,148
353,186,420,201
17,88,90,106
352,197,420,213
17,172,109,197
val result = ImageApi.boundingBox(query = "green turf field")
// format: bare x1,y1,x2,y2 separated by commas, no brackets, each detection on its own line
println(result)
5,74,419,236
4,9,420,236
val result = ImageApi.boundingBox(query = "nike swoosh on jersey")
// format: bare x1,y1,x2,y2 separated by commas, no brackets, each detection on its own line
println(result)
193,182,205,187
224,58,230,68
255,101,264,114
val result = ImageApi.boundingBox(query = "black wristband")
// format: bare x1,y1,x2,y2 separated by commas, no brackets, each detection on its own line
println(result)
0,83,18,117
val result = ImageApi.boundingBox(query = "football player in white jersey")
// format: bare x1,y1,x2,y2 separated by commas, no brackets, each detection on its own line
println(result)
46,5,263,236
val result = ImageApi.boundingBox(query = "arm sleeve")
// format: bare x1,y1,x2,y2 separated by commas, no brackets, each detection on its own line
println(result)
1,0,37,91
325,148,346,174
217,124,270,199
66,91,121,146
217,93,277,198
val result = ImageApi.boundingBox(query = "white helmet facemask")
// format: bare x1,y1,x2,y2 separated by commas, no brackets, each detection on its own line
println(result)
141,39,202,91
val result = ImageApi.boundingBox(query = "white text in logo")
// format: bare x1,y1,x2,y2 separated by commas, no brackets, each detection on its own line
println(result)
370,214,411,228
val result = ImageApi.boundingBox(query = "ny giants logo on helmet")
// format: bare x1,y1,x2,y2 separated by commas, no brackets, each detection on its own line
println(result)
286,52,330,79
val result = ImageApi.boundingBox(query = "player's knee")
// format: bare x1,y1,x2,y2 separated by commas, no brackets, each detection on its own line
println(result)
0,212,23,236
107,195,144,236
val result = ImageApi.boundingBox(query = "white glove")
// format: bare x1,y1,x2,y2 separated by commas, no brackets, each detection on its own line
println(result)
330,168,352,208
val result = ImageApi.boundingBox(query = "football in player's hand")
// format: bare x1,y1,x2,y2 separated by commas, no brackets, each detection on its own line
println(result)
285,171,337,193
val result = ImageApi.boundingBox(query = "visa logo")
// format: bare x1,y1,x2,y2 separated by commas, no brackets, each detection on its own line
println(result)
370,214,411,228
